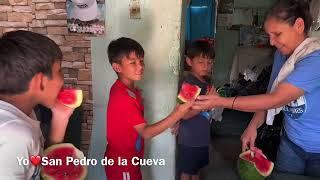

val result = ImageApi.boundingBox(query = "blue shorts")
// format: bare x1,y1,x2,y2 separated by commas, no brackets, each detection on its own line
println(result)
177,145,209,175
276,133,320,177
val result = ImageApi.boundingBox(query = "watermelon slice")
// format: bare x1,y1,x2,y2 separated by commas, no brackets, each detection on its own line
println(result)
177,82,201,104
252,149,274,177
238,148,274,180
239,150,255,163
57,88,83,109
41,143,87,180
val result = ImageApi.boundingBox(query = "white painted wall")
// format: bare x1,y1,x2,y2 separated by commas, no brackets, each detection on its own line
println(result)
88,0,185,179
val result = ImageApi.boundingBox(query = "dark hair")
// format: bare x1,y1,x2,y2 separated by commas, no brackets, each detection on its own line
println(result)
107,37,144,65
0,30,62,95
186,40,215,60
266,0,312,34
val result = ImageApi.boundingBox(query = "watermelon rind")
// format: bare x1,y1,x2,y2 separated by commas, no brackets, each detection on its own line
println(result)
177,86,201,103
176,97,184,104
71,90,83,108
238,149,274,179
237,159,265,180
41,143,87,180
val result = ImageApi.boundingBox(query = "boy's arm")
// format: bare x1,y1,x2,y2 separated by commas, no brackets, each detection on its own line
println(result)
182,109,201,120
134,101,193,140
170,121,180,135
48,102,74,146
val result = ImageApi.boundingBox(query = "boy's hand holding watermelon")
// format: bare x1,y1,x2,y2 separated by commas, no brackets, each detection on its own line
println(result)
173,99,195,118
49,88,83,145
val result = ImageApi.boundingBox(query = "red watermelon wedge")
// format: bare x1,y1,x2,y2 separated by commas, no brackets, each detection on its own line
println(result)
41,143,87,180
238,148,274,180
57,88,83,109
177,82,201,104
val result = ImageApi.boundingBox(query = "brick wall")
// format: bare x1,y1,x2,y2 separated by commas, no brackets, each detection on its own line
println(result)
0,0,93,155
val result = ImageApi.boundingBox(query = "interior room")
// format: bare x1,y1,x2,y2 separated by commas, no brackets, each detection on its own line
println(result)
184,0,320,180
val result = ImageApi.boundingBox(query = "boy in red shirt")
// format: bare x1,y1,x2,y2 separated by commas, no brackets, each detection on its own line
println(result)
105,37,193,180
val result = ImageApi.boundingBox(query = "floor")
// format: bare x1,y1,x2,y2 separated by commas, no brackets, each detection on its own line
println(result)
201,135,241,180
200,109,251,180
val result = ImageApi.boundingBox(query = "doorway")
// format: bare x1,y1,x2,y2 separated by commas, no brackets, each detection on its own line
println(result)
176,0,218,179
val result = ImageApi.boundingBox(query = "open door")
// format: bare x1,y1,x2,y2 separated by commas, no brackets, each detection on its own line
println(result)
185,0,216,42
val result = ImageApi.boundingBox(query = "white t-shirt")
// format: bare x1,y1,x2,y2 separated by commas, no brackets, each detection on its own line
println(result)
0,100,44,180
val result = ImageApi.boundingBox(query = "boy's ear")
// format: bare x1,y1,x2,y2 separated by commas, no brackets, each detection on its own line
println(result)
29,73,45,92
111,63,121,73
38,73,46,91
186,57,193,67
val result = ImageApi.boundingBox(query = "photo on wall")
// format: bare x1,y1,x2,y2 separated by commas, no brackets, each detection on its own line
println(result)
67,0,105,35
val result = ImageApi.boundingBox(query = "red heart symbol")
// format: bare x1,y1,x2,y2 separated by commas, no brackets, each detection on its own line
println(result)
30,155,41,166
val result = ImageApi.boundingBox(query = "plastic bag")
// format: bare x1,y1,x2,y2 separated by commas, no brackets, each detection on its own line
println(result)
256,111,284,162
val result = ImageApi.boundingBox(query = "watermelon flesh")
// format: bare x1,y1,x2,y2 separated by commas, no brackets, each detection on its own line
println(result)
239,151,255,163
57,88,83,109
252,150,274,176
41,143,87,180
177,82,201,103
238,148,274,180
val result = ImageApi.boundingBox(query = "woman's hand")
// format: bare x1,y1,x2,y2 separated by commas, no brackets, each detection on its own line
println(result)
207,86,218,95
193,94,222,110
240,125,257,152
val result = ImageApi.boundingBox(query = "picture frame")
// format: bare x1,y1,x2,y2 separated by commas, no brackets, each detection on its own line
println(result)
67,0,105,35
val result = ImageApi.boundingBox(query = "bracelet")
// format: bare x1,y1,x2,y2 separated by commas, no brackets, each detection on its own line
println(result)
231,96,238,109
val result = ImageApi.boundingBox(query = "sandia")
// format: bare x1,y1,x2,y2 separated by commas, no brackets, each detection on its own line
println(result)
41,143,87,180
57,88,83,108
177,82,201,104
237,148,274,180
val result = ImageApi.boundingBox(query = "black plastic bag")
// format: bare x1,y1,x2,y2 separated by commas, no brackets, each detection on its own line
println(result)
256,111,284,162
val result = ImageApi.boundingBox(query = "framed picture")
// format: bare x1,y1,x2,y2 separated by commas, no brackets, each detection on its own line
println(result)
67,0,105,35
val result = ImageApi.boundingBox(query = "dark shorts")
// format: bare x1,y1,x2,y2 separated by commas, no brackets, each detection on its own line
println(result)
177,144,209,175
